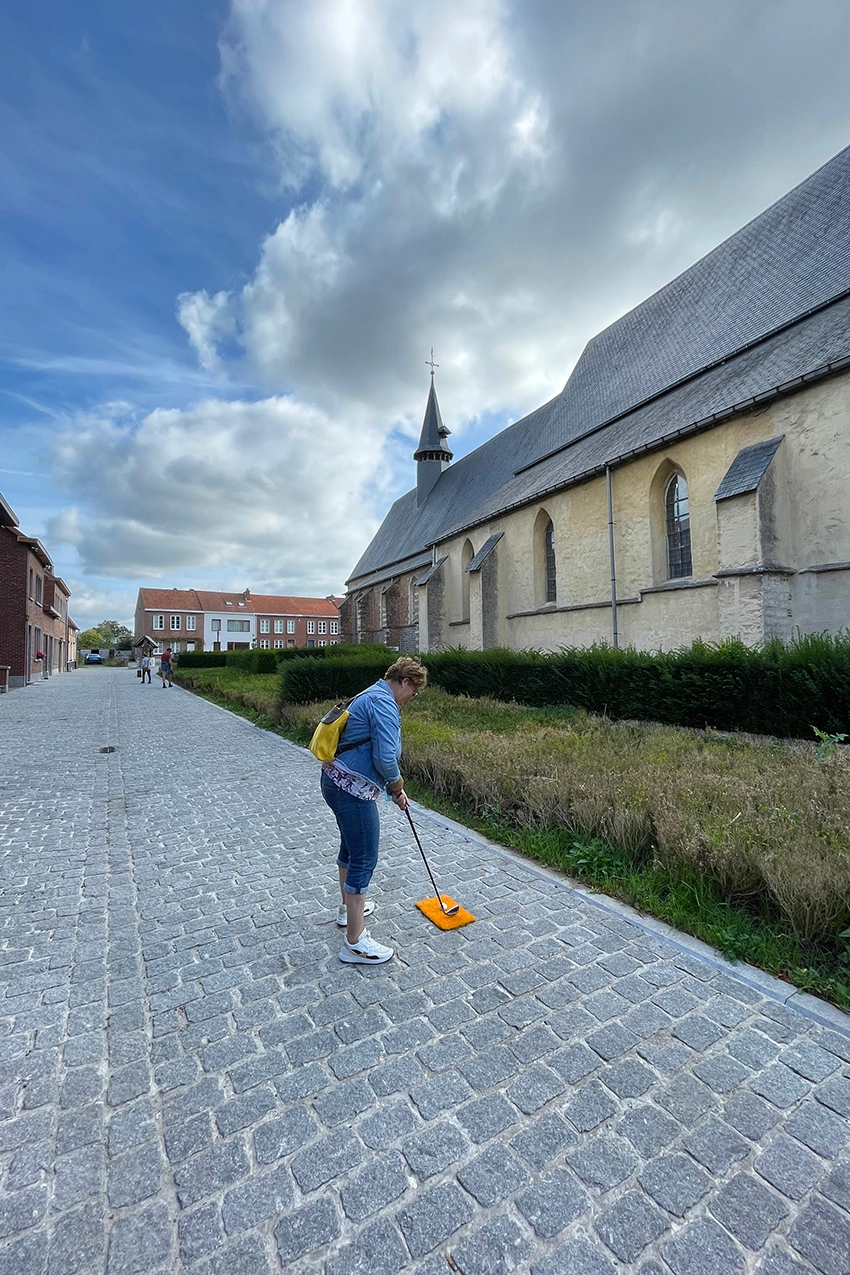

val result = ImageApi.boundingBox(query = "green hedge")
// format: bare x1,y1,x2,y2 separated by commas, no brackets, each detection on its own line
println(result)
420,637,850,738
278,635,850,740
175,650,227,669
223,649,278,674
275,642,391,663
279,655,391,705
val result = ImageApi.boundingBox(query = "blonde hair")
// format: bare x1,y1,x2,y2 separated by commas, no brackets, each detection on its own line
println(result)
384,656,428,689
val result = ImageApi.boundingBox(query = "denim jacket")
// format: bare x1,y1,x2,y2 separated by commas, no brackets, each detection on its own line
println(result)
336,679,402,789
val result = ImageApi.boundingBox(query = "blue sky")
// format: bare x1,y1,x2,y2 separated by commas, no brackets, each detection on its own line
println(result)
2,1,849,629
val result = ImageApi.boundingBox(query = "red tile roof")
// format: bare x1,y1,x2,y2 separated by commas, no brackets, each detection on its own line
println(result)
137,588,339,617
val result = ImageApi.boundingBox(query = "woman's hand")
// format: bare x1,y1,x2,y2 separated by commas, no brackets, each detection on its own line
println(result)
388,778,409,810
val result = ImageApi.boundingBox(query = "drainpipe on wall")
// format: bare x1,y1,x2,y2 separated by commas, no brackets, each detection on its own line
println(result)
606,465,619,650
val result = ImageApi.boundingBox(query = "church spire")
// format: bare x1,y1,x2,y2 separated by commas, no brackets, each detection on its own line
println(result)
414,352,453,506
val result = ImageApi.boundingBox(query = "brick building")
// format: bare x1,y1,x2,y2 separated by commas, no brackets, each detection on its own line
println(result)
134,588,341,653
0,490,76,689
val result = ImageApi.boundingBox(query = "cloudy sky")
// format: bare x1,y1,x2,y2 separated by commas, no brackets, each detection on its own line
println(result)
2,1,849,629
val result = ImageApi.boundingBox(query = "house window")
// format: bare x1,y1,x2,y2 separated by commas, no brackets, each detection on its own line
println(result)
170,615,181,630
186,643,196,652
330,620,339,635
186,616,196,631
307,639,315,648
318,640,326,647
153,615,165,630
171,642,181,653
380,591,388,628
28,568,33,599
259,639,270,649
307,621,315,634
227,619,251,632
211,619,221,632
153,642,163,655
666,474,692,578
260,619,270,633
287,640,295,647
274,620,284,633
35,576,43,604
544,520,556,603
318,620,327,634
274,639,284,648
287,620,295,634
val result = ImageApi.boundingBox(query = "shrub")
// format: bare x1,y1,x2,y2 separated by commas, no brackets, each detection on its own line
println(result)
279,655,390,705
176,650,227,669
275,642,391,664
415,634,850,740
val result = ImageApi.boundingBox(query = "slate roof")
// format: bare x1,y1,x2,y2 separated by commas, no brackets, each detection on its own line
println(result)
714,437,785,501
348,145,850,587
414,379,453,461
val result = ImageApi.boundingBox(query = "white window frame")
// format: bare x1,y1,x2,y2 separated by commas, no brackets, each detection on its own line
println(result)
307,620,315,634
274,639,284,648
259,619,270,633
226,619,251,632
153,614,165,630
186,616,196,631
274,619,284,633
186,642,196,652
170,615,181,631
318,639,326,647
259,638,270,649
318,620,327,634
330,620,339,635
286,620,295,634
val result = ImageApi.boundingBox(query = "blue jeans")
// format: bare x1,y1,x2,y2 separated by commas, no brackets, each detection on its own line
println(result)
321,770,380,894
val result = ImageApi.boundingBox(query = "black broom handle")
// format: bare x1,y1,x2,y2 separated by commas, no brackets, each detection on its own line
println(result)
405,807,448,909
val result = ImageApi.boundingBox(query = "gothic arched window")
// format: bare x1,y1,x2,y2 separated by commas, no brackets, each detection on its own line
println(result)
544,519,556,603
665,474,692,579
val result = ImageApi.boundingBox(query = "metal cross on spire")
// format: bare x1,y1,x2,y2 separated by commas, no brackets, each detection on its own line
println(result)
426,348,439,378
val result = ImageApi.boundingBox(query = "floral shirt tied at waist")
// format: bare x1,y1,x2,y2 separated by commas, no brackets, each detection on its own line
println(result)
321,758,381,801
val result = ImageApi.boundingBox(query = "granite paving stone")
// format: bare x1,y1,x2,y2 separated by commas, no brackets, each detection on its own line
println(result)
1,668,848,1275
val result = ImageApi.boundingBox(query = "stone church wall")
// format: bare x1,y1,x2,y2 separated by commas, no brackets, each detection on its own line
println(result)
424,372,850,653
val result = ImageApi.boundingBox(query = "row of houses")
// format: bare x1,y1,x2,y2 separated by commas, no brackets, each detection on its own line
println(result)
0,491,78,691
133,589,342,653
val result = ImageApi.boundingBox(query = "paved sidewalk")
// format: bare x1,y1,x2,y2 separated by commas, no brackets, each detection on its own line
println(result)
0,669,849,1275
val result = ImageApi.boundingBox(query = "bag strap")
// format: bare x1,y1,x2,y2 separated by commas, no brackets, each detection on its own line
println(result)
336,736,370,755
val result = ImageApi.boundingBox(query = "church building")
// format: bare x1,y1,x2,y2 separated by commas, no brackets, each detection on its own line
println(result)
342,146,850,654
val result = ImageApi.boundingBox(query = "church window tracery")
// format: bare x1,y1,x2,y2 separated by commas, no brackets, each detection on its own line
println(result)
665,473,692,578
544,520,556,603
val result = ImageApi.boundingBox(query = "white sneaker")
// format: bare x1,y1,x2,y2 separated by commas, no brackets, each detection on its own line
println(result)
340,929,394,964
336,900,376,927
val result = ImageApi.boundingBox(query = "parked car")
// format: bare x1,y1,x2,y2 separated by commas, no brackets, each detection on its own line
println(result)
84,653,103,664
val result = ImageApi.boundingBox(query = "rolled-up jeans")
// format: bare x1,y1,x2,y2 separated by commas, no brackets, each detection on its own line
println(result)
321,769,380,894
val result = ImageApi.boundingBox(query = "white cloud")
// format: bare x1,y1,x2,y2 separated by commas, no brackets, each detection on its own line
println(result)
47,395,387,592
176,290,235,372
190,0,850,440
43,0,850,605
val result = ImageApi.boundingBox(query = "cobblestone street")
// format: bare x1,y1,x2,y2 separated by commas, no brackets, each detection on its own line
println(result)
0,668,849,1274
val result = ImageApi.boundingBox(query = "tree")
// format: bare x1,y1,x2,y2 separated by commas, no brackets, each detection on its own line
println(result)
77,627,107,650
96,620,133,650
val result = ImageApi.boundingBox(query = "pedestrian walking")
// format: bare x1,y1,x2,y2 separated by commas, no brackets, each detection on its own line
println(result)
140,654,152,684
159,648,174,688
320,656,427,964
